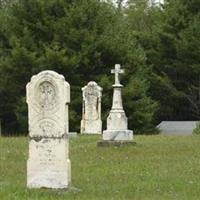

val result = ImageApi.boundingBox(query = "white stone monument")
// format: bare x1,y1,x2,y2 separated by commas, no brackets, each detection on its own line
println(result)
26,70,71,189
103,64,133,141
81,81,102,134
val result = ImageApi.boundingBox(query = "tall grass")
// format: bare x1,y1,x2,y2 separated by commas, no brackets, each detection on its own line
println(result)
0,135,200,200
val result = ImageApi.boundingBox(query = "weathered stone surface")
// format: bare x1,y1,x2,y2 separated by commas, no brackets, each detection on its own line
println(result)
26,70,71,189
102,130,133,141
27,138,71,189
81,81,102,134
103,64,133,141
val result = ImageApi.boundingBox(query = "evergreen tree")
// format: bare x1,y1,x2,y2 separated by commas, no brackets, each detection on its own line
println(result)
0,0,157,134
155,0,200,120
125,0,200,122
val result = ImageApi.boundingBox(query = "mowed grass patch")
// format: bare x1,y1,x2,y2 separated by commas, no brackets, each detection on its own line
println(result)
0,135,200,200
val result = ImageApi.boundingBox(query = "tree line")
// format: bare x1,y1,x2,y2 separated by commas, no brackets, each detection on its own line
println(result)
0,0,199,134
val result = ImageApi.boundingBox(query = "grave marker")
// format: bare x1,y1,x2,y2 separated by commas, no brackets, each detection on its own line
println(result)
81,81,102,134
26,70,71,189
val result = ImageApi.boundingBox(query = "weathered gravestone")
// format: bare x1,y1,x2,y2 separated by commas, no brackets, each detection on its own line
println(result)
81,81,102,134
26,71,71,189
102,64,133,142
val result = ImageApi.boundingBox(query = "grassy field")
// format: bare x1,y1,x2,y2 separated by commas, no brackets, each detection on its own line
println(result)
0,135,200,200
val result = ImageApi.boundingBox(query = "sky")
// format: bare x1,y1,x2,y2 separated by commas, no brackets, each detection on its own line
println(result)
110,0,164,7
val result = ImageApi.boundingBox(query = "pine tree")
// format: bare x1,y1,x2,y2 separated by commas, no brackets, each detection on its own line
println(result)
154,0,200,120
0,0,158,134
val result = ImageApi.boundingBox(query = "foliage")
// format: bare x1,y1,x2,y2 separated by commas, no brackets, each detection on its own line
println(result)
151,0,200,120
125,0,200,122
0,0,157,134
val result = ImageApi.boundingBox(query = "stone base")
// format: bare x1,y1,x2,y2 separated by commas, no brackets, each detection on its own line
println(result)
68,132,78,138
103,130,133,141
27,159,71,189
97,140,136,147
81,120,102,134
27,138,71,189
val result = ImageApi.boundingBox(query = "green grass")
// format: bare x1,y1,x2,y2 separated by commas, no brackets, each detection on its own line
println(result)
1,135,200,200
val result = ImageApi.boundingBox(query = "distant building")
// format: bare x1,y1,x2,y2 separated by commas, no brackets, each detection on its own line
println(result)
157,121,198,135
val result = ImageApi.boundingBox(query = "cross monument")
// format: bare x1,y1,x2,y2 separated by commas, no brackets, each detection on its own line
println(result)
102,64,134,142
111,64,124,85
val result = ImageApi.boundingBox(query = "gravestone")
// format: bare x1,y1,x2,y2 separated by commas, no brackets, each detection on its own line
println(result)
157,121,198,135
26,70,71,189
102,64,133,141
81,81,102,134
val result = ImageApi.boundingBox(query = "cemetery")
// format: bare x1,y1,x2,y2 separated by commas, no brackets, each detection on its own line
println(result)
1,0,200,199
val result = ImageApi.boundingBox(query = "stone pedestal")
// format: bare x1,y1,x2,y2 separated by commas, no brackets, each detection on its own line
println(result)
27,138,71,189
26,71,71,189
103,130,133,141
102,64,133,142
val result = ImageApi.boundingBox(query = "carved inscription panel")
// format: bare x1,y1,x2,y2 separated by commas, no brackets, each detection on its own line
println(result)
31,139,63,167
27,71,70,138
27,138,70,188
37,81,57,111
30,116,63,138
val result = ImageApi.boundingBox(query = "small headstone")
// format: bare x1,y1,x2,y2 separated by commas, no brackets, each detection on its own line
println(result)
81,81,102,134
26,70,71,189
102,64,133,141
157,121,198,135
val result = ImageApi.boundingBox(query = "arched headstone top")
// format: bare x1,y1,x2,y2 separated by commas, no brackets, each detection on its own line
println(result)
26,70,70,137
30,70,65,82
82,81,102,98
27,70,70,113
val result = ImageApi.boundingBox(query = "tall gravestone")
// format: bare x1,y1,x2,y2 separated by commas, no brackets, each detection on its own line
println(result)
26,71,71,189
81,81,102,134
103,64,133,141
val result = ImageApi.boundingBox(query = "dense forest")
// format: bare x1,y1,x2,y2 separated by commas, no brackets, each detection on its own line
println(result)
0,0,200,134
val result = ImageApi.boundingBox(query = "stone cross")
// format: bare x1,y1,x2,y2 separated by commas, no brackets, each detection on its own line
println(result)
111,64,124,85
26,71,71,189
102,64,133,141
